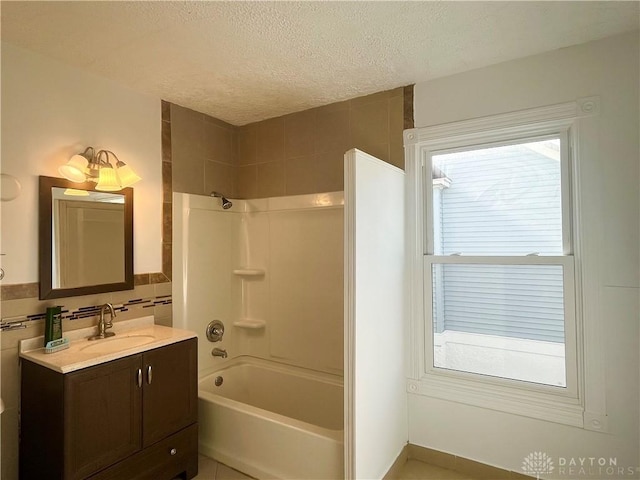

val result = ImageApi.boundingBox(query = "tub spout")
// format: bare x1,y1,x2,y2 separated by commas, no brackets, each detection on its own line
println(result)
212,348,228,358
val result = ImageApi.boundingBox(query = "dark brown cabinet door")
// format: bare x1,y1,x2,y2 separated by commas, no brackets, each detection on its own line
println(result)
142,338,197,447
64,354,142,480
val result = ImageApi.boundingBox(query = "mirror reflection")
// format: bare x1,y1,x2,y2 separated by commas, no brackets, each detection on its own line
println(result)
39,176,134,300
51,187,125,288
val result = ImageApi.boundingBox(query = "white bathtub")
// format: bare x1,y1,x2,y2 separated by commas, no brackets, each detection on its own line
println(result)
198,356,344,479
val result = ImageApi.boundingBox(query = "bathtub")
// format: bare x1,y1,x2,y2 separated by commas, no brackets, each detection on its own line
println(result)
198,356,344,479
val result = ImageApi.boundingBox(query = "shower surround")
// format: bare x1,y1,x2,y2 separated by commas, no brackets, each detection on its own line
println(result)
172,191,344,478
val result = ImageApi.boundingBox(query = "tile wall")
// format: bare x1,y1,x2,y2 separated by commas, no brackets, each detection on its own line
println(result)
237,86,410,198
168,85,414,199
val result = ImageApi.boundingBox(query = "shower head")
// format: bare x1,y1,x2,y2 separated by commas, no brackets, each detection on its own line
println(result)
210,191,233,209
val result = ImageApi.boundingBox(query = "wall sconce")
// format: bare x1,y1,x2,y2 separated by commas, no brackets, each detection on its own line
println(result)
58,146,141,191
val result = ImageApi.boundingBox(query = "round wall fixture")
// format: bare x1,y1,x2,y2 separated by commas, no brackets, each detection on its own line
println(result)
1,174,21,202
206,320,225,342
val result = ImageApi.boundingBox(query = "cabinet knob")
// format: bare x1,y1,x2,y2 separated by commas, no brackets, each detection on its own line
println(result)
170,448,177,456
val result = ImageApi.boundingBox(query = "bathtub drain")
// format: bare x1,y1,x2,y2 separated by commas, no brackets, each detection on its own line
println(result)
214,376,223,387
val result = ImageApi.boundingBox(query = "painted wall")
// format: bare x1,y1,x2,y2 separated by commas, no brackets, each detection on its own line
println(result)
1,42,162,284
409,32,639,474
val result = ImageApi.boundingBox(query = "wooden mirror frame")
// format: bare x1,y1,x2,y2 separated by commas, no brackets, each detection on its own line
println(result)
39,175,134,299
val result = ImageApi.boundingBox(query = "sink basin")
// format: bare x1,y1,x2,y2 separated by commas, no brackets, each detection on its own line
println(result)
80,334,156,354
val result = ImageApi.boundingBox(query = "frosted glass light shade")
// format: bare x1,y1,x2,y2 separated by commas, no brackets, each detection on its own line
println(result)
63,188,90,196
58,154,89,183
115,162,141,187
95,165,121,191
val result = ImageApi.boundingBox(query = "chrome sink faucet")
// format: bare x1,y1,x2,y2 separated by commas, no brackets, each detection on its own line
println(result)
88,303,116,340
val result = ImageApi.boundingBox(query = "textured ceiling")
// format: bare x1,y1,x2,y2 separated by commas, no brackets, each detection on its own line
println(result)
1,1,638,125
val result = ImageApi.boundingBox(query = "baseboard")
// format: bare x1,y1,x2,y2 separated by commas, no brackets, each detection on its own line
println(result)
382,444,408,480
384,443,535,479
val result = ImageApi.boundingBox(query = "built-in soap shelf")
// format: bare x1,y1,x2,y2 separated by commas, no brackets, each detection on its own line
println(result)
233,319,266,329
233,268,265,277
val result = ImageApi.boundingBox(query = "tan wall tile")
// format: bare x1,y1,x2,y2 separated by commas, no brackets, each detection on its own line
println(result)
163,202,172,243
350,88,395,107
1,323,44,351
162,242,172,281
389,94,404,143
134,273,150,286
1,297,49,320
316,108,350,154
1,347,20,410
238,125,257,165
316,149,345,193
389,86,404,98
170,104,205,158
285,110,317,159
315,99,350,114
257,161,285,198
171,141,205,195
162,161,172,203
354,143,390,163
285,155,317,196
154,304,173,327
389,142,405,170
351,99,390,147
237,165,258,199
255,117,285,164
205,160,236,198
154,281,172,297
403,84,414,130
203,122,235,165
1,283,38,301
161,121,172,162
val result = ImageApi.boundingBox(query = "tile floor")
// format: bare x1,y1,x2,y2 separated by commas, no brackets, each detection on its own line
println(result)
194,455,478,480
195,455,254,480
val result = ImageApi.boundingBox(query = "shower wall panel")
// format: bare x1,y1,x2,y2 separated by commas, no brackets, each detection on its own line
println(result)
174,192,344,377
173,194,242,376
268,207,344,373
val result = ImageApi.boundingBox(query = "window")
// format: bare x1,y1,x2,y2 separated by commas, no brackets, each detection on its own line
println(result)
404,102,591,426
428,137,573,388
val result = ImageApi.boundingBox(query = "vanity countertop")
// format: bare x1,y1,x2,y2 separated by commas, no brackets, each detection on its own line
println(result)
19,316,197,374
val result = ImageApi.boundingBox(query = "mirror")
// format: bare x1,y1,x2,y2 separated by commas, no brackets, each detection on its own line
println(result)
39,176,134,299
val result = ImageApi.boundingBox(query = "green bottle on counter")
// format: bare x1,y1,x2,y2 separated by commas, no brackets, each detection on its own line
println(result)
44,306,63,347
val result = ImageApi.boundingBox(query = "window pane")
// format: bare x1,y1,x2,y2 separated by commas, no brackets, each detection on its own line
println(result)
432,139,562,255
431,263,566,387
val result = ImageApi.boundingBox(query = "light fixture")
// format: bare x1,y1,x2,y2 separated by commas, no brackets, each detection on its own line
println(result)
58,146,141,191
63,188,90,196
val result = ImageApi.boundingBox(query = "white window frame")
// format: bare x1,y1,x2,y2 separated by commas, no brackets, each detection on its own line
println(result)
404,100,604,429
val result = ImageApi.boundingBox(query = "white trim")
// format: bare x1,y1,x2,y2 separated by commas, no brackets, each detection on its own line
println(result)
404,100,600,429
343,150,356,480
423,256,579,400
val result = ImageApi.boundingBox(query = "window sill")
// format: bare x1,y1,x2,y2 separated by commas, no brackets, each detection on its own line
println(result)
407,373,587,429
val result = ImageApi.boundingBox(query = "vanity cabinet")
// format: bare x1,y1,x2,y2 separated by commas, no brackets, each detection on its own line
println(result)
20,338,198,480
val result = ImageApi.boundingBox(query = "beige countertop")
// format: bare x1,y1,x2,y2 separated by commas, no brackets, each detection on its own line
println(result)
19,316,197,374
